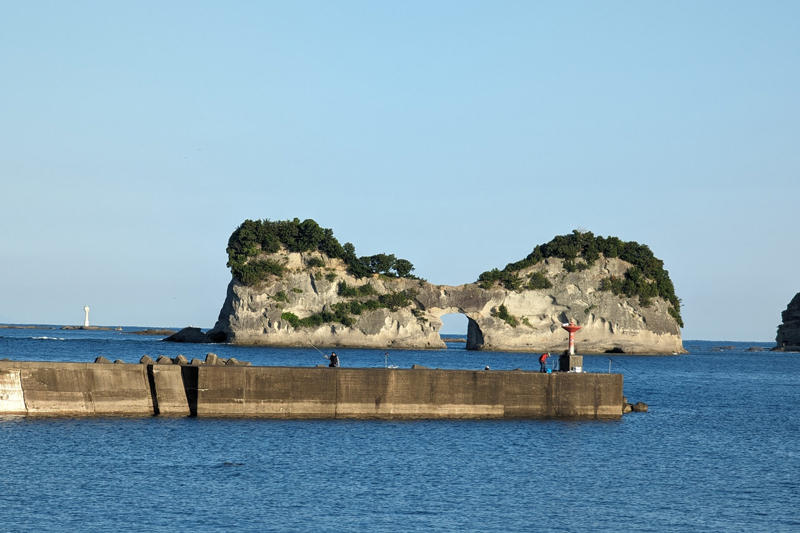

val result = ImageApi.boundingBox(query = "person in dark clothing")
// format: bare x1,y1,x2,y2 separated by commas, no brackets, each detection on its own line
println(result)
539,353,549,373
325,352,339,368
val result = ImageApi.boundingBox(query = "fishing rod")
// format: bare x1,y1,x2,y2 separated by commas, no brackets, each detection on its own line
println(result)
308,343,326,356
308,343,330,361
382,351,412,389
384,351,399,369
607,357,651,386
309,343,342,368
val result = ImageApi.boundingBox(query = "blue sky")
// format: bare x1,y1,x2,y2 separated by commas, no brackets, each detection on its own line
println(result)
1,1,798,341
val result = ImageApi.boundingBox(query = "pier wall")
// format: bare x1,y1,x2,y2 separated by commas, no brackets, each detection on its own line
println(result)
0,361,623,419
0,362,154,416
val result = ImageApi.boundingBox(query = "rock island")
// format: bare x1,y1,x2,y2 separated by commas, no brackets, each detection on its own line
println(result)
176,219,684,354
774,292,800,351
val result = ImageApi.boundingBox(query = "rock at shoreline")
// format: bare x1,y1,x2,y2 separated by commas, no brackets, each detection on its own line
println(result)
140,355,154,364
94,356,112,364
126,329,176,336
163,327,209,343
775,293,800,351
156,355,173,365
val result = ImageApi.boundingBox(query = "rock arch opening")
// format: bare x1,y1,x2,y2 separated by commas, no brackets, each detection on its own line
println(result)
436,312,485,351
439,312,467,339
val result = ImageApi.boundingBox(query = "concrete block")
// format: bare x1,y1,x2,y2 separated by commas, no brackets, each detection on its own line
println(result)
429,370,504,418
336,368,432,418
149,365,190,416
0,367,26,415
503,371,551,418
11,362,153,416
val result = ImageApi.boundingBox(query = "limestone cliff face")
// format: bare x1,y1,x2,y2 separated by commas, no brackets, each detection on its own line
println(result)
457,257,682,354
205,250,684,354
775,293,800,351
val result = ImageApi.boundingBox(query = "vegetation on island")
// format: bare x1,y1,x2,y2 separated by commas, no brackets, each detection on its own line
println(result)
227,221,683,330
337,281,377,298
226,218,417,285
478,230,683,327
281,287,419,329
492,304,518,328
272,291,289,303
478,268,553,292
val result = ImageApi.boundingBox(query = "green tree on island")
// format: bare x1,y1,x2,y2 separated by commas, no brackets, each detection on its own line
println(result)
477,229,683,326
226,218,417,285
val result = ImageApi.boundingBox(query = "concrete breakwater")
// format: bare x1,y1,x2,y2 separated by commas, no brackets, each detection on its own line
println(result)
0,361,623,419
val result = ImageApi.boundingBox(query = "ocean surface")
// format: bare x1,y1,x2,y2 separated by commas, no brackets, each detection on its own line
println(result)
0,327,797,532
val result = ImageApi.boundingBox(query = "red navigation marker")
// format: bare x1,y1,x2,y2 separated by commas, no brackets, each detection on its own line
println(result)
561,320,582,355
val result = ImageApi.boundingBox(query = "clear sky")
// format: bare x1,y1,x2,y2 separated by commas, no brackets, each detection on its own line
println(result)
1,1,798,341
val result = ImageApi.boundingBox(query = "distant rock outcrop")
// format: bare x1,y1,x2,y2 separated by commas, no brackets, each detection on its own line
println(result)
127,329,176,336
163,327,212,343
775,293,800,351
182,220,685,354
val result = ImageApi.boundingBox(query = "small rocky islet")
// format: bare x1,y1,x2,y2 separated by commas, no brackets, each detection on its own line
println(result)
774,292,800,352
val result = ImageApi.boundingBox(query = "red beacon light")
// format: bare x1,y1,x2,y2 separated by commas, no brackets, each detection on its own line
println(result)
561,319,582,356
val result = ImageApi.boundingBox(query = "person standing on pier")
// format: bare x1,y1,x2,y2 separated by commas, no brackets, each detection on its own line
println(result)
325,352,340,367
539,353,549,373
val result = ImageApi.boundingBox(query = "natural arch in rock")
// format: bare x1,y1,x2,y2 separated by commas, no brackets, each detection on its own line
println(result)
200,253,685,354
438,312,467,337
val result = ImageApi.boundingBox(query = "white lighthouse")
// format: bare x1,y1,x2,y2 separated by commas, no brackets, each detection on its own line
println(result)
84,306,90,327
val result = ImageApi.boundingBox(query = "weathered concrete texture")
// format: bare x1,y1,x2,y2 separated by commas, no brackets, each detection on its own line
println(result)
148,365,191,416
192,366,338,418
198,251,683,354
0,368,26,415
0,361,188,417
775,292,800,351
191,367,624,419
0,361,154,416
0,361,623,419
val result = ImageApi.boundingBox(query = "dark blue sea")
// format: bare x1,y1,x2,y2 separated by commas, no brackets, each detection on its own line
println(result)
0,327,797,532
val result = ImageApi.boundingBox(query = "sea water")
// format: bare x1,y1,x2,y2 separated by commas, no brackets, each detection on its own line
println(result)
0,328,798,532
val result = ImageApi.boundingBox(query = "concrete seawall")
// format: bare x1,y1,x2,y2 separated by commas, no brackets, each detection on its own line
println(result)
0,361,623,419
0,362,155,416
